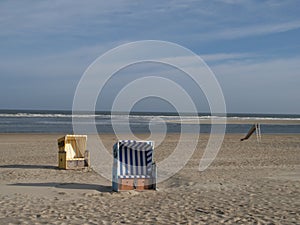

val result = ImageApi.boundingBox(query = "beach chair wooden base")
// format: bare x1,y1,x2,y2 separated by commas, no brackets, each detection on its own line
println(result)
118,178,153,191
66,159,85,169
58,151,89,170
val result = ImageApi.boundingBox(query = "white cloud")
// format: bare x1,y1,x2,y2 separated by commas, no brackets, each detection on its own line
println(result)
211,57,300,113
201,53,256,62
191,20,300,42
214,21,300,40
213,57,300,79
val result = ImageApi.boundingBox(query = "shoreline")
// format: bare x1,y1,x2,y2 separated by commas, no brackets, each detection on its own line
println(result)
168,119,300,125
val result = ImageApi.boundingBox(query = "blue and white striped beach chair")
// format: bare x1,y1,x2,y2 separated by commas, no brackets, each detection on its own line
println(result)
112,140,157,191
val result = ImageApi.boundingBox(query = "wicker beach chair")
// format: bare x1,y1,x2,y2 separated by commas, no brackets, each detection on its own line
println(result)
112,140,157,191
57,135,90,169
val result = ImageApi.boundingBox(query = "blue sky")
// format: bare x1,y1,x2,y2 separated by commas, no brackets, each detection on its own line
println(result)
0,0,300,114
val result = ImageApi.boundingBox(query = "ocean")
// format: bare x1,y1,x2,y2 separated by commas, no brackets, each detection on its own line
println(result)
0,110,300,134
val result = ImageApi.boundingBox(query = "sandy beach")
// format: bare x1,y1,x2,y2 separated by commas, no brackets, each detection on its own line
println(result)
0,133,299,224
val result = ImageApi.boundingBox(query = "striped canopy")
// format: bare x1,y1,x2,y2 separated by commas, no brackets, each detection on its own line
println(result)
116,140,153,178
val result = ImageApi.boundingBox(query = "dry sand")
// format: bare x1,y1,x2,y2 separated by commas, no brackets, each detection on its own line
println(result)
0,133,299,224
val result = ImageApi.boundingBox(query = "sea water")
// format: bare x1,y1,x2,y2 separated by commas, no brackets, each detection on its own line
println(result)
0,110,299,134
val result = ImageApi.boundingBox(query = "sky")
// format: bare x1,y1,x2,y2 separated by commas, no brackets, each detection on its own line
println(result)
0,0,300,114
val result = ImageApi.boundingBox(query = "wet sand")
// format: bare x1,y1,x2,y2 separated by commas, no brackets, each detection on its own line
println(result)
0,133,299,224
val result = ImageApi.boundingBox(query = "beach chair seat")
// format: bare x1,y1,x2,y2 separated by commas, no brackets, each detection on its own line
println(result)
57,135,90,169
112,140,157,191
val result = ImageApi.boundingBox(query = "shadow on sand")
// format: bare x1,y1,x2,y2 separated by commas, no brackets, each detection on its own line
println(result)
9,182,112,192
0,164,57,169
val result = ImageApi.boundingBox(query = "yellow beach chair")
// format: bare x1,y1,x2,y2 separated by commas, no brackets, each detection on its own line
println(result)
57,135,89,169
